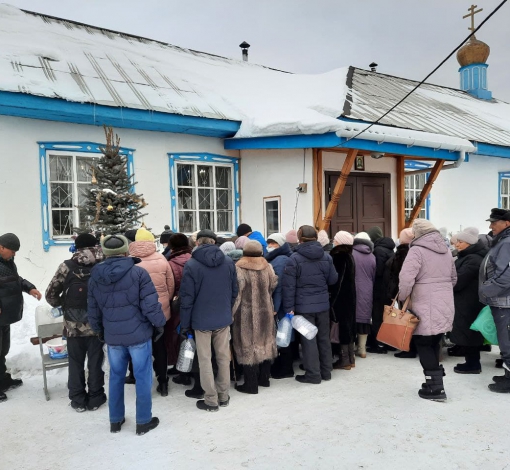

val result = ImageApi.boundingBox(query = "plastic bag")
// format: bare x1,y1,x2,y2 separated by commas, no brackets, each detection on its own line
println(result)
470,306,498,345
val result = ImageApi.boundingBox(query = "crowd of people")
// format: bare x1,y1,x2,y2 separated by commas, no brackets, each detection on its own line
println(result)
0,207,509,435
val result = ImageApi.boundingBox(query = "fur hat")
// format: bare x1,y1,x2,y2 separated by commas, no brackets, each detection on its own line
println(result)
399,228,414,245
333,231,354,246
354,231,371,241
317,230,330,247
135,228,155,242
487,208,510,222
124,229,138,242
456,227,479,245
243,240,263,257
236,224,252,237
159,229,174,245
0,233,20,251
297,225,317,242
197,229,217,241
101,234,129,256
267,233,286,247
169,233,189,250
220,241,236,254
285,229,298,244
412,219,437,238
235,236,249,249
75,233,97,249
367,226,383,243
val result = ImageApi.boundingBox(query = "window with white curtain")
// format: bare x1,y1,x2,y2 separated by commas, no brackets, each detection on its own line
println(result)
404,172,429,220
500,176,510,210
176,162,234,233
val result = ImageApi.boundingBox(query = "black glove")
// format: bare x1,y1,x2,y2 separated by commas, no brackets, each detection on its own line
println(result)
180,327,191,339
153,326,165,342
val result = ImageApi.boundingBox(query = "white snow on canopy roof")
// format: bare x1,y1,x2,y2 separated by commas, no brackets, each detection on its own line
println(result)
0,4,348,138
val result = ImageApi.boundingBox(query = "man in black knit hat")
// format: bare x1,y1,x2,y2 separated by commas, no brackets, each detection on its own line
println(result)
0,233,42,403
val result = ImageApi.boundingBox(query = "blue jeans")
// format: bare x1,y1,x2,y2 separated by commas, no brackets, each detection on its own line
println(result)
491,307,510,371
107,340,153,425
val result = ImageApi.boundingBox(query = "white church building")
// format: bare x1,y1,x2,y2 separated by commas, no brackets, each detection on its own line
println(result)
0,4,509,290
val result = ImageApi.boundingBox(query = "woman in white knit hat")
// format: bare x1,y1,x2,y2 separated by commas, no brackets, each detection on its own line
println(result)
450,227,488,374
329,231,357,369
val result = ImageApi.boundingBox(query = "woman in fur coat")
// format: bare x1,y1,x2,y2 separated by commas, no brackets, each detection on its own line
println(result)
329,231,357,370
232,240,279,394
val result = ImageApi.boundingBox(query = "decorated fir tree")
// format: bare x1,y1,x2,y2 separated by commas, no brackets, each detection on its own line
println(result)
78,126,148,235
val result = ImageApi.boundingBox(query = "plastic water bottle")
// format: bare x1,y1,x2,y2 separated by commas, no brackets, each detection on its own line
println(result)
276,313,294,347
50,307,63,318
176,334,196,373
291,315,318,340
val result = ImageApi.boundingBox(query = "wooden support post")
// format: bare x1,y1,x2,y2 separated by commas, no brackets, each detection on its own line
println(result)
396,155,406,233
405,159,445,227
312,149,323,229
319,148,358,231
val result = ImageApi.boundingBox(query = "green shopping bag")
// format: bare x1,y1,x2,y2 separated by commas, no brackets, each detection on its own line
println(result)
470,306,498,345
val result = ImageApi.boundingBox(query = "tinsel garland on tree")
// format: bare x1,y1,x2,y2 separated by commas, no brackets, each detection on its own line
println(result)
77,126,148,235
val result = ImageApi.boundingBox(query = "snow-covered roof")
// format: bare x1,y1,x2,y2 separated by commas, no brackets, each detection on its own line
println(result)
0,4,348,138
0,4,509,146
347,68,510,147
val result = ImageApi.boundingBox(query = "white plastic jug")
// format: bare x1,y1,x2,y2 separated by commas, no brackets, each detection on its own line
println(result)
276,313,293,347
291,315,318,340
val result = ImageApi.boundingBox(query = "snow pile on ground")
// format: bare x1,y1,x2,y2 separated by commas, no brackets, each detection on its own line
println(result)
0,4,348,139
3,297,510,469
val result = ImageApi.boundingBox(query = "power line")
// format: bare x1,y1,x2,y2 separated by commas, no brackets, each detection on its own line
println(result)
342,0,508,145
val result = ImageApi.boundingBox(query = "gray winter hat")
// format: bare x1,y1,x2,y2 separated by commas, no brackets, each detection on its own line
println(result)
456,227,479,245
0,233,20,251
101,234,129,256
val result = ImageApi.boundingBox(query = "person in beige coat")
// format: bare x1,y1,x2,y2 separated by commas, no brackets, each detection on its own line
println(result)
129,228,175,396
232,240,278,394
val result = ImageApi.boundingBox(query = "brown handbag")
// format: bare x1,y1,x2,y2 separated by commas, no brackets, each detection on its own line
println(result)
376,294,420,352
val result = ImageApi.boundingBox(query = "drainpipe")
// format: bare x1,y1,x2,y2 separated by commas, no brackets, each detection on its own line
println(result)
404,150,467,176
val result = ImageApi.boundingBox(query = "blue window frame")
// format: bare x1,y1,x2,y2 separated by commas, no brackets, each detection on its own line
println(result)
168,153,240,234
499,172,510,210
404,161,431,220
39,142,135,251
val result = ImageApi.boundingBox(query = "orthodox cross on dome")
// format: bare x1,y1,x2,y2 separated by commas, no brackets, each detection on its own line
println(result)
463,4,483,33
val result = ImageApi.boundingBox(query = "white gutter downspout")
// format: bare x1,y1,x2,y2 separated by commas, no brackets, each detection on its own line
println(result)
404,150,467,176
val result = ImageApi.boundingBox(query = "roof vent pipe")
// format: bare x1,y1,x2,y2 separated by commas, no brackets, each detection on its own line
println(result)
239,41,250,62
369,62,378,72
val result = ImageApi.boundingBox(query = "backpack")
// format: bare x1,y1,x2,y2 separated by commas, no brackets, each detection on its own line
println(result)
62,260,92,322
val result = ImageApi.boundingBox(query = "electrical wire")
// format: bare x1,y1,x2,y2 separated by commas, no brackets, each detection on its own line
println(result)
341,0,508,145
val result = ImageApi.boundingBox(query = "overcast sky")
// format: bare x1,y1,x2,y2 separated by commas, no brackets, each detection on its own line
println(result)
4,0,510,102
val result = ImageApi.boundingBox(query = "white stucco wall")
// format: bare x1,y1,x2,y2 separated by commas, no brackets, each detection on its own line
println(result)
428,154,509,236
0,115,238,289
238,149,314,237
322,151,398,237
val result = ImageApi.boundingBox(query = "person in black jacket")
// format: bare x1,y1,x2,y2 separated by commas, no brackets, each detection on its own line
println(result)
179,229,238,412
0,233,41,404
367,226,395,354
329,231,357,370
382,228,416,358
282,225,338,384
451,227,488,374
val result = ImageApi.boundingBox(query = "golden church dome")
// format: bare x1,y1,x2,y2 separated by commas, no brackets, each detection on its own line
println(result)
457,36,490,67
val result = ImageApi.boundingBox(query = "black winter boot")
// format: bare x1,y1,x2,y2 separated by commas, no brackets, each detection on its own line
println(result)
235,365,258,394
0,376,23,392
156,379,169,397
333,345,352,370
489,369,510,393
454,360,481,374
0,391,7,403
185,373,205,399
419,369,447,401
124,372,136,385
136,417,160,435
172,373,192,385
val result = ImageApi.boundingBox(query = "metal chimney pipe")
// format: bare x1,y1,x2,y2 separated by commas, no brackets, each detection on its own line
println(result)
239,41,250,62
369,62,378,72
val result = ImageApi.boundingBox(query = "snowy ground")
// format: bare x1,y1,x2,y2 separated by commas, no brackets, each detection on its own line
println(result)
2,297,509,470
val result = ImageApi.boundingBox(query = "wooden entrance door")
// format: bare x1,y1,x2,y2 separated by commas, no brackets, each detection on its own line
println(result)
325,172,391,236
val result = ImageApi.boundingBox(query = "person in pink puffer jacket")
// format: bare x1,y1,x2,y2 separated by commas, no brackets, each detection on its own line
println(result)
399,219,457,402
129,228,175,396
